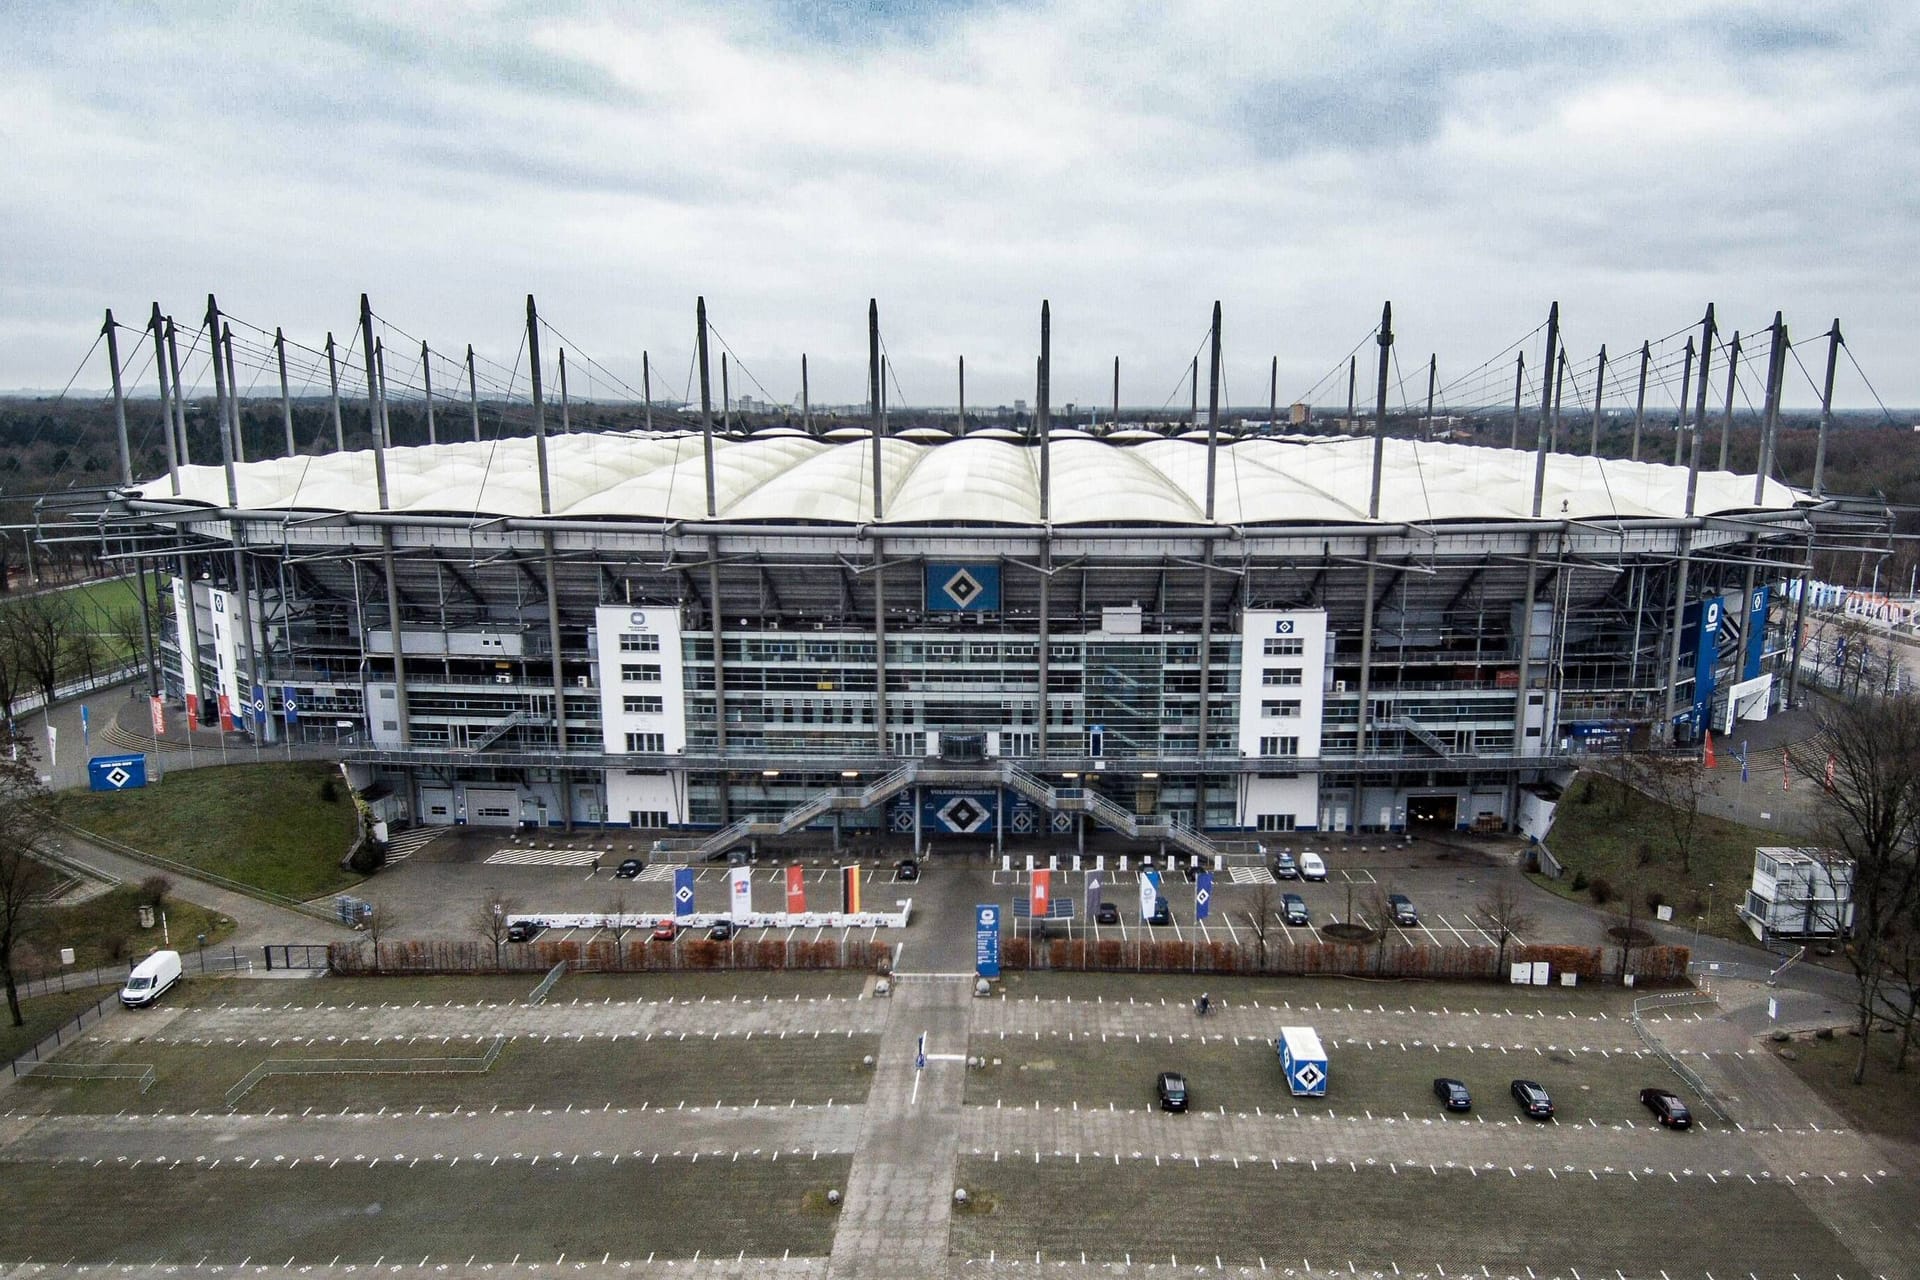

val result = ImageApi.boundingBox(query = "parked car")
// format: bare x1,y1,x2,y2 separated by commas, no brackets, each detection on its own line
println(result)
651,919,678,942
707,921,735,941
506,920,542,943
614,858,644,879
1298,851,1328,881
1095,901,1120,925
1281,893,1310,926
895,858,920,881
726,849,751,866
1156,1071,1189,1112
1432,1077,1472,1111
1271,851,1299,879
1147,901,1174,926
1640,1087,1692,1129
1388,893,1418,926
1510,1079,1554,1119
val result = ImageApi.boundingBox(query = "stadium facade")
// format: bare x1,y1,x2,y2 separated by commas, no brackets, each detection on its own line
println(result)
106,299,1813,858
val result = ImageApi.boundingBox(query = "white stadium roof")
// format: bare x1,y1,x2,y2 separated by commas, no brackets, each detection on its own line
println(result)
133,431,1803,526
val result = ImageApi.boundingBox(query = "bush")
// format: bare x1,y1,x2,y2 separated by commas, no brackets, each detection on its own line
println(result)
1645,889,1667,914
139,875,173,907
348,841,387,875
1588,876,1615,905
1570,871,1589,892
320,776,341,804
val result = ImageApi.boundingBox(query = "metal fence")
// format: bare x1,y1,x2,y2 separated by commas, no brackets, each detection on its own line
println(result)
527,961,568,1005
6,992,120,1077
1629,988,1729,1122
223,1034,508,1108
18,1059,157,1093
329,936,892,975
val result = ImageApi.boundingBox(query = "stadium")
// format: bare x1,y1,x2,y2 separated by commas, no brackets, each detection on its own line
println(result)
99,298,1816,860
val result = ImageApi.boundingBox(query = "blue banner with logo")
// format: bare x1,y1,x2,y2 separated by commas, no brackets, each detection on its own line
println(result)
925,562,1001,612
87,753,148,792
921,789,999,834
1195,870,1213,920
1743,585,1770,680
1680,597,1722,738
673,868,696,919
975,903,1001,978
251,683,269,729
282,686,301,725
1138,869,1162,918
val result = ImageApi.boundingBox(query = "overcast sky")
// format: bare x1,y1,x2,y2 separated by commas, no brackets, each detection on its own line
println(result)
3,0,1916,415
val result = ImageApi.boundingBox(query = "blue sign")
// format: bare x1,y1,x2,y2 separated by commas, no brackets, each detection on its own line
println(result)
1679,597,1722,738
920,789,999,835
1139,869,1162,919
975,903,1001,978
673,868,695,919
282,685,301,725
251,683,269,728
1743,586,1770,680
87,753,148,792
1195,871,1213,921
925,562,1001,612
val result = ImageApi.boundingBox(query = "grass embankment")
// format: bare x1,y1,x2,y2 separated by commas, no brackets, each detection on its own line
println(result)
54,761,359,901
1775,1030,1920,1145
35,886,235,971
1533,772,1770,943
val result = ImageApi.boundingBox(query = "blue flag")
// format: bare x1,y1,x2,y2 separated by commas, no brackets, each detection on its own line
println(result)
252,684,268,728
673,867,695,919
79,704,90,752
1739,739,1749,785
282,686,300,726
1195,870,1213,921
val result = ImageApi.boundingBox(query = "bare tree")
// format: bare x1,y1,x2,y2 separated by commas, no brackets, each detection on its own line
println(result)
1244,883,1277,971
603,890,638,967
1621,753,1711,873
1789,694,1920,1084
362,901,397,973
475,890,518,966
0,590,78,710
1473,881,1537,974
0,729,55,1026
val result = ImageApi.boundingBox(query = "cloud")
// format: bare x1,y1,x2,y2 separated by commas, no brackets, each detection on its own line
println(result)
0,0,1915,410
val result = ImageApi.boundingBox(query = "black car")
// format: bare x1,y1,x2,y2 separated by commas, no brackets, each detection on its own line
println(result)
1510,1079,1554,1119
1387,893,1418,926
1147,902,1173,926
506,920,542,944
895,858,919,882
707,921,735,942
1640,1087,1692,1129
1281,893,1309,926
614,857,644,879
1094,901,1120,925
1433,1077,1471,1111
1271,851,1300,879
1156,1071,1189,1112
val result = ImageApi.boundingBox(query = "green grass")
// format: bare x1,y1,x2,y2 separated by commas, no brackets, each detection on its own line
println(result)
24,885,235,973
54,761,359,900
1533,772,1768,941
0,1157,851,1262
949,1157,1873,1274
1774,1027,1920,1143
0,986,117,1064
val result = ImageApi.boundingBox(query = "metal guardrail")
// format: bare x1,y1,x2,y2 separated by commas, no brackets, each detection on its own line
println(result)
224,1034,508,1107
1629,989,1729,1123
527,961,567,1005
5,992,121,1077
20,1060,157,1093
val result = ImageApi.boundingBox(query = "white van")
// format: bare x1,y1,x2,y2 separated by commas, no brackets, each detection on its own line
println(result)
120,950,182,1008
1298,851,1328,881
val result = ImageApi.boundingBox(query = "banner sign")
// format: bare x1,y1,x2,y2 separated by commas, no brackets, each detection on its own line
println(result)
1138,869,1162,919
924,562,1001,612
841,865,862,914
1744,585,1770,680
786,864,807,913
87,753,148,792
673,867,696,919
1086,872,1103,918
252,683,268,729
149,696,166,737
920,789,998,834
282,686,301,726
1195,870,1213,920
1030,869,1051,919
729,866,752,919
975,903,1001,978
218,693,235,732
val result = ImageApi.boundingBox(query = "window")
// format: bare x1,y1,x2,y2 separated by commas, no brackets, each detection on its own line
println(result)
1257,813,1297,832
1258,735,1300,757
628,809,668,827
1001,731,1036,757
623,695,664,715
1261,699,1302,718
624,732,665,753
1263,637,1305,656
621,663,662,683
1261,669,1303,686
619,633,661,652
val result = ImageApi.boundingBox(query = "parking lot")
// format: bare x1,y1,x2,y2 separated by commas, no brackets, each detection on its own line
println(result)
0,959,1908,1280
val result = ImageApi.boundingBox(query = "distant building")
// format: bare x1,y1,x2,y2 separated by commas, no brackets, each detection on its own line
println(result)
1740,846,1855,940
1289,402,1311,426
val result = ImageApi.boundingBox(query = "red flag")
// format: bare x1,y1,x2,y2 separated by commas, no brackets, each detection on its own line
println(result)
218,693,235,732
1825,753,1836,793
785,865,806,914
185,691,200,724
1031,869,1052,919
1782,750,1790,791
1703,731,1716,769
149,695,166,737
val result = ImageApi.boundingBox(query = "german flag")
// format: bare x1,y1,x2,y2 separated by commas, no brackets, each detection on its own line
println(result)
841,864,862,914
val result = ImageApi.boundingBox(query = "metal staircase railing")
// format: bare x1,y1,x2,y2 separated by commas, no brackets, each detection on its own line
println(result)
1387,715,1455,758
468,710,534,753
